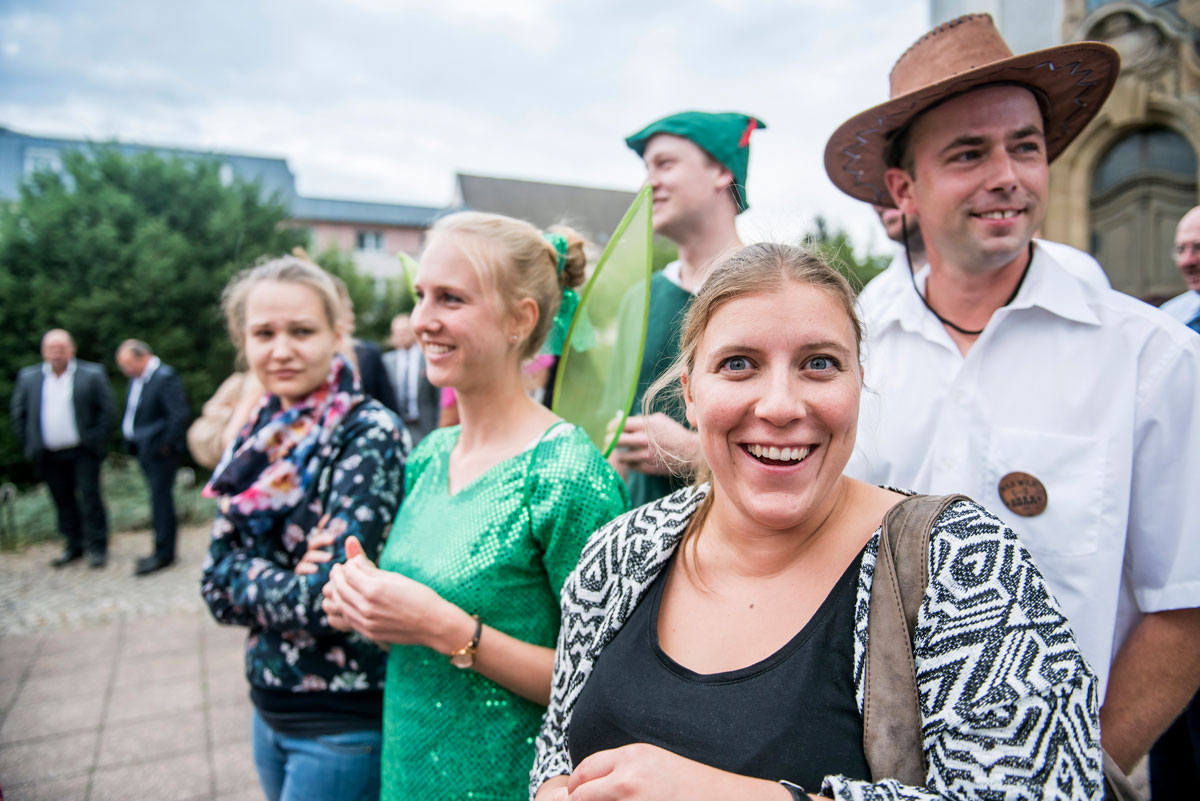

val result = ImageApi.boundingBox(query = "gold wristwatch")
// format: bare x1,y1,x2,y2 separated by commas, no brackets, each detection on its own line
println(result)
449,615,482,669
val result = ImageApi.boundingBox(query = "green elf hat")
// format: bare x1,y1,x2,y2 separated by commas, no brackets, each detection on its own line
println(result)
625,111,766,214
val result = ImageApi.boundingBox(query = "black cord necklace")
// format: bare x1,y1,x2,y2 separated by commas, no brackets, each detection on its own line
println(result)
903,217,1034,337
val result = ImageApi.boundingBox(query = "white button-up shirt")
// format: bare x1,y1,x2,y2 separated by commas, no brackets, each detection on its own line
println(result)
849,243,1200,695
1160,290,1200,328
857,238,1110,316
40,360,81,451
394,345,422,422
122,355,160,440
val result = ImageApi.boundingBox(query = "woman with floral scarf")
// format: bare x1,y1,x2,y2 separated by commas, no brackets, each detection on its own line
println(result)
200,255,409,801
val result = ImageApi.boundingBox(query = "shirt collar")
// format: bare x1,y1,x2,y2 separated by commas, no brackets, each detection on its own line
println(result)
871,242,1101,338
138,356,161,383
42,358,77,378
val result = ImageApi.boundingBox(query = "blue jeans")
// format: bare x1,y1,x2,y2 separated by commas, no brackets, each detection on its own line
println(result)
252,708,381,801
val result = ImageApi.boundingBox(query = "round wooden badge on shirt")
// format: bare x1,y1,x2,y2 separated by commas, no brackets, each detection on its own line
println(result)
998,472,1048,517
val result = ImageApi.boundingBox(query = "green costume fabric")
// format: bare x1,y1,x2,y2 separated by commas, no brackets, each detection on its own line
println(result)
625,110,766,212
378,422,629,800
626,269,695,508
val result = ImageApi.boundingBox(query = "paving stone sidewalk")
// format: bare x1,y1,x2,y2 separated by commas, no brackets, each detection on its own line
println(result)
0,524,262,801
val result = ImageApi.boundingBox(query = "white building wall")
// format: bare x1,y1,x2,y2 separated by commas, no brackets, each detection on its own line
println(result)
931,0,1064,50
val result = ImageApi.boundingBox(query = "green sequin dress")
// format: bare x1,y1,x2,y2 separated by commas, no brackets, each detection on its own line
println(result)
378,422,629,800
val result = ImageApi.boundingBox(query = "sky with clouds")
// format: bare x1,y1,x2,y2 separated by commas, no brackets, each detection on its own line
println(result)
0,0,934,254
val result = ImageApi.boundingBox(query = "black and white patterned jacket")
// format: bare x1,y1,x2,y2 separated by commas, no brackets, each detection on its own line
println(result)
530,485,1103,800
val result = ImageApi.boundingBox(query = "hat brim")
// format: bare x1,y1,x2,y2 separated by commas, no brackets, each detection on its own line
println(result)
824,42,1119,207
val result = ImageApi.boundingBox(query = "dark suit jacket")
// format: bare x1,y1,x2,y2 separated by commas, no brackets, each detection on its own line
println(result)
124,363,190,459
354,340,400,416
11,360,115,461
382,347,440,442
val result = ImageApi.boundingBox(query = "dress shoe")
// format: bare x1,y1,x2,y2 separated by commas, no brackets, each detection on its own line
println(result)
88,552,107,569
51,550,83,568
134,554,174,576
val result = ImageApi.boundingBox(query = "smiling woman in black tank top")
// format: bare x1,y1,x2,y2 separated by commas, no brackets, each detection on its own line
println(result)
529,243,1103,801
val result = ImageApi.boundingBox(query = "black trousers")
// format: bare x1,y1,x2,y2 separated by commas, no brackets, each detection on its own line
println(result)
1150,691,1200,799
39,447,108,555
137,451,179,561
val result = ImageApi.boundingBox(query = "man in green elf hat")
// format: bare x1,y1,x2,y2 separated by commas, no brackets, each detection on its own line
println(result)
613,110,765,508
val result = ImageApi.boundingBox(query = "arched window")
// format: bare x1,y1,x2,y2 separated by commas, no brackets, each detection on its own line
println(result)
1093,126,1197,194
1089,125,1198,300
1087,0,1175,11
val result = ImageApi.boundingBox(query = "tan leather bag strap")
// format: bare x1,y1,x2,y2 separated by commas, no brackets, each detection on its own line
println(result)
863,494,1143,800
863,494,966,787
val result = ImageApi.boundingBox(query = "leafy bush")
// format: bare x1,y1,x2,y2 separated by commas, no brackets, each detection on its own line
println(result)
0,147,402,484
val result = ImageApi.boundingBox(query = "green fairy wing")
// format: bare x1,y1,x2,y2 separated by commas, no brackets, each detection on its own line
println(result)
397,252,420,304
551,186,653,456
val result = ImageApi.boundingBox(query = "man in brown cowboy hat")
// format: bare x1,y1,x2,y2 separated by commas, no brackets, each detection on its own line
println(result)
827,13,1200,771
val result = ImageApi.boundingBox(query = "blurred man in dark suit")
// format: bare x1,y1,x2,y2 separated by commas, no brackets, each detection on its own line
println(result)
116,339,189,575
11,329,114,567
382,313,438,443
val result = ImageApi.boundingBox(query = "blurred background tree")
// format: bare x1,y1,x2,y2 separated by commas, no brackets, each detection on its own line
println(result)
312,246,412,343
804,215,890,292
0,147,394,485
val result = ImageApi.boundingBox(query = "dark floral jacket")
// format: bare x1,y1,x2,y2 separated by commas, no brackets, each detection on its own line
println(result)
201,400,408,695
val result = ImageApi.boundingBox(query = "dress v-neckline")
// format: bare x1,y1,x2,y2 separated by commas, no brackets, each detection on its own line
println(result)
443,421,567,497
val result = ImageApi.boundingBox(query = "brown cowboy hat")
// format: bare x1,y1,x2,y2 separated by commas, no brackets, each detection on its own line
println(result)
824,13,1120,208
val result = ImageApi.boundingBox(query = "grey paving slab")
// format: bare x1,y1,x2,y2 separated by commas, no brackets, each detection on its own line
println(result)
205,674,252,709
1,773,90,801
0,635,41,682
112,649,202,688
106,677,205,726
0,523,211,637
0,729,96,784
211,741,261,797
25,648,114,681
0,524,262,801
15,665,110,705
0,679,20,710
204,640,246,675
96,709,206,767
38,624,122,656
215,787,266,801
207,699,252,745
203,623,247,650
89,750,213,801
122,616,205,660
0,695,104,744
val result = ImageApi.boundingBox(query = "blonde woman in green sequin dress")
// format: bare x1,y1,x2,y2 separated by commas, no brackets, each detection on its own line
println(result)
316,212,630,800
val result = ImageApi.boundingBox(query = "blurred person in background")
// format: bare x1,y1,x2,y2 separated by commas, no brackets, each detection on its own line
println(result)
382,312,439,444
10,328,113,568
1160,205,1200,332
328,273,401,417
116,339,190,575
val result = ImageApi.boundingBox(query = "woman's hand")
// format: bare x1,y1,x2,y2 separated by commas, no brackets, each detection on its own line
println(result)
321,580,354,632
563,744,796,801
324,536,461,650
295,515,337,576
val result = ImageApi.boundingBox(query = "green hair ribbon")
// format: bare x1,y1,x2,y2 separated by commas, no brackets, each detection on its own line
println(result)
541,232,592,356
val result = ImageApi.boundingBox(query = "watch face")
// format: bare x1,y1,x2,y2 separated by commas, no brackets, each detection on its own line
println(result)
450,649,474,669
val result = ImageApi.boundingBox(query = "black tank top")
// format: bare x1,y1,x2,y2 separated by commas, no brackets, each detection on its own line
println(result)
568,546,871,789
